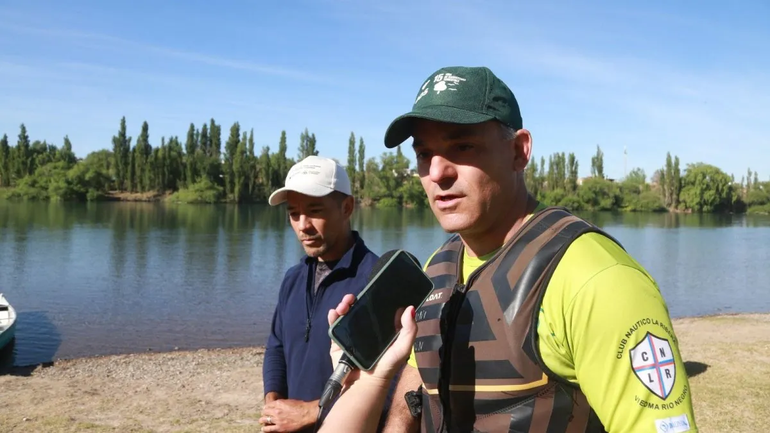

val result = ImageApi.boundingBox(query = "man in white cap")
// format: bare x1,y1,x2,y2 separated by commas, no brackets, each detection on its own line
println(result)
260,155,380,433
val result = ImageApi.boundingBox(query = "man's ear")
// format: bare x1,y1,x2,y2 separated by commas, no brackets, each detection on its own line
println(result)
512,129,532,172
342,195,355,218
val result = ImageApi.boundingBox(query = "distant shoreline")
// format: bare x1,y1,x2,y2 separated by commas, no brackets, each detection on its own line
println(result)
3,188,770,215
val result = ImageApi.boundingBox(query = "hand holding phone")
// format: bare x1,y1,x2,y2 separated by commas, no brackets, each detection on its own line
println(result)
327,293,418,383
328,249,434,371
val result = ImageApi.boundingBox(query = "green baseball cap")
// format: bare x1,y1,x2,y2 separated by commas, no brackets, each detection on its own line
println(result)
383,66,523,148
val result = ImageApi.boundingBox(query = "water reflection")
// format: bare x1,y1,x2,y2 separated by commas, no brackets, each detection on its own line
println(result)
576,210,770,229
1,200,769,365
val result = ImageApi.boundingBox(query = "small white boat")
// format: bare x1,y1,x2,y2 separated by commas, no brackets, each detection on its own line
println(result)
0,293,17,351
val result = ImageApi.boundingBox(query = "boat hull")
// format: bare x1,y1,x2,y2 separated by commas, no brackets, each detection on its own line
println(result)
0,293,17,352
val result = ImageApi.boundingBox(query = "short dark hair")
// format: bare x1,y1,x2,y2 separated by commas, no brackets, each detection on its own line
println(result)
329,191,351,204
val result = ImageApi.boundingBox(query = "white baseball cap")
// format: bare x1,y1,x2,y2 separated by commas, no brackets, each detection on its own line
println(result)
268,155,352,206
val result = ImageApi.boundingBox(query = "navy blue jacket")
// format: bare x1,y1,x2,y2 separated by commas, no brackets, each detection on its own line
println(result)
263,231,379,404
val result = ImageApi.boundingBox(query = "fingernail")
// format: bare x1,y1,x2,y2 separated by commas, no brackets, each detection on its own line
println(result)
411,307,416,319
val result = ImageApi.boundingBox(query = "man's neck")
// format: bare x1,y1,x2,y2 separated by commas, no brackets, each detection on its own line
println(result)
318,230,355,263
461,188,538,258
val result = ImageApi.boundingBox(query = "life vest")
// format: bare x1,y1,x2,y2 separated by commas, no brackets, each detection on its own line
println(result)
414,206,621,432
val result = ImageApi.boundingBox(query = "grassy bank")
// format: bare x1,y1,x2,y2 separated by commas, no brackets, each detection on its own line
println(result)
673,313,770,431
0,313,768,432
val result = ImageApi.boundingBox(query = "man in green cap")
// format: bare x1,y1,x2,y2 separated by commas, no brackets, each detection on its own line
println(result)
375,66,698,432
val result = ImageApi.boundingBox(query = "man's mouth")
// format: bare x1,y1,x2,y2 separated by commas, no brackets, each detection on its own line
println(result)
436,194,461,202
434,194,463,208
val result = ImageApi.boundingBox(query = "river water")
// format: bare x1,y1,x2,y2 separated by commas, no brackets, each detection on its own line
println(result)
1,201,769,366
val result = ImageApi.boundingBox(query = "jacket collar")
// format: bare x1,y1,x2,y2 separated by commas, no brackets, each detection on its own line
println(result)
302,230,368,271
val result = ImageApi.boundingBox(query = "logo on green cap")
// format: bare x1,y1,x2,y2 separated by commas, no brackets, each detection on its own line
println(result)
415,72,467,103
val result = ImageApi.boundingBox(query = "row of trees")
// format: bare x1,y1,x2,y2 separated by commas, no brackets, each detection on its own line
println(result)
0,119,425,207
0,120,768,214
524,145,769,214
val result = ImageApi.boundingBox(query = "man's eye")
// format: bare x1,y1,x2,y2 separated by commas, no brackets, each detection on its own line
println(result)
458,143,474,151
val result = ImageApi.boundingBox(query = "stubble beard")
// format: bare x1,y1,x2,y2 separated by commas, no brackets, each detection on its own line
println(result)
303,242,328,259
305,244,329,259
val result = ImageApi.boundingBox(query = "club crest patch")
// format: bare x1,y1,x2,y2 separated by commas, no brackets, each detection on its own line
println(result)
630,332,676,400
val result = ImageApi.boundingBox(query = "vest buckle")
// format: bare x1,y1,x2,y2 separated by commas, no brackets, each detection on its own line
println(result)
404,386,423,418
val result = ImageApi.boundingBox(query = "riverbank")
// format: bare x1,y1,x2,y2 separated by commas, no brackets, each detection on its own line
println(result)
0,313,768,432
3,185,770,215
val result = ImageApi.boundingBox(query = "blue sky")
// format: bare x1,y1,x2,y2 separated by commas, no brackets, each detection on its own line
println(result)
1,0,768,182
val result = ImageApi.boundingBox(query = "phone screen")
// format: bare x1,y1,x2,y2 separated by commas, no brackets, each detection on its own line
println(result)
329,250,434,370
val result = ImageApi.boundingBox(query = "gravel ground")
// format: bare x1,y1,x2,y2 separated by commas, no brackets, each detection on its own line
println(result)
0,314,768,432
0,347,266,433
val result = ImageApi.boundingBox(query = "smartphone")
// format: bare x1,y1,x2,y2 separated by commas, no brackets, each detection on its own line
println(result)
328,249,435,371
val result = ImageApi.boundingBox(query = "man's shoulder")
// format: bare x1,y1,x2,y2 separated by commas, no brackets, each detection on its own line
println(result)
283,258,307,278
277,259,308,292
542,230,662,326
541,229,658,314
555,229,649,283
359,246,379,267
349,241,379,278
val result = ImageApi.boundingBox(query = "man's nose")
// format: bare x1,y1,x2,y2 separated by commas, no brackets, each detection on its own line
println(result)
298,214,313,231
429,155,457,184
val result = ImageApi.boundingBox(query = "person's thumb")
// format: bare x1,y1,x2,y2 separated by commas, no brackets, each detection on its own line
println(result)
392,305,418,357
327,308,338,327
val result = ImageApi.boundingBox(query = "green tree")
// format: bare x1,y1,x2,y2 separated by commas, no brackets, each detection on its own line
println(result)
377,147,410,206
663,153,673,207
127,146,136,193
199,123,210,157
362,157,383,204
59,136,77,166
16,124,32,178
0,134,10,186
672,156,681,208
578,177,621,211
111,117,132,190
401,176,427,207
297,128,319,160
357,136,366,193
166,136,185,191
233,131,248,202
590,145,604,179
746,186,770,208
567,153,579,193
224,122,241,197
747,168,753,192
272,131,288,188
209,119,221,157
624,168,646,192
185,123,198,187
134,121,152,193
525,154,540,197
258,146,273,199
247,128,257,199
539,156,546,186
347,132,357,194
679,163,734,213
308,132,318,157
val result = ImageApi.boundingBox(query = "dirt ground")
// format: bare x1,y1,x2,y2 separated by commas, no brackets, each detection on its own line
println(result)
0,347,266,432
672,313,770,432
0,314,768,432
